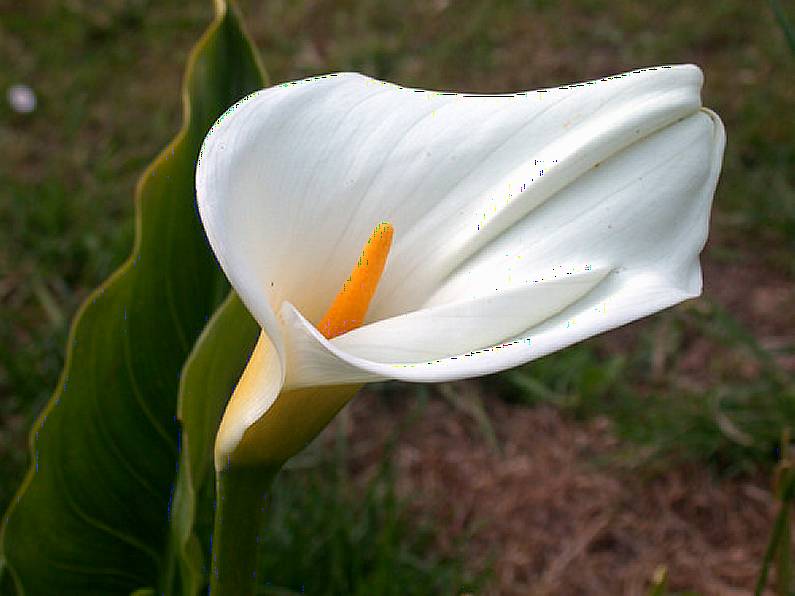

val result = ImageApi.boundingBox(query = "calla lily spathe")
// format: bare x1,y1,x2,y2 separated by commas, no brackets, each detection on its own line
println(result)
196,65,725,468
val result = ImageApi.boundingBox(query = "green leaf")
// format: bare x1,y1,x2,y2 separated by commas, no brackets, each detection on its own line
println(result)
0,2,267,594
167,292,259,595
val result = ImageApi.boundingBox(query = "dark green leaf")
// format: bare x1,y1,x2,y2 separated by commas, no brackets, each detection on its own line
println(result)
0,2,266,594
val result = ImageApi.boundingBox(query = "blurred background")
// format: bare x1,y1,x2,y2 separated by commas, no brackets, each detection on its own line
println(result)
1,0,793,593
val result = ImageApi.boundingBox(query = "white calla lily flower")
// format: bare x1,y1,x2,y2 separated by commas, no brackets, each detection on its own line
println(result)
196,65,725,470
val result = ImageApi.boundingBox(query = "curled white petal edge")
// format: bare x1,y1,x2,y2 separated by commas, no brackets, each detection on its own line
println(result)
278,275,686,389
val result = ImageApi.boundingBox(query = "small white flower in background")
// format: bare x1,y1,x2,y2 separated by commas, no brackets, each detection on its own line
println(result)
7,84,36,114
196,65,725,469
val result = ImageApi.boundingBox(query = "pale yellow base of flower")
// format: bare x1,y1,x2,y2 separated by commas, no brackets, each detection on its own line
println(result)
214,331,281,469
227,382,362,468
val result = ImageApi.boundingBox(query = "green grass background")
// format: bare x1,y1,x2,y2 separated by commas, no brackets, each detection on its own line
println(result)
1,0,793,593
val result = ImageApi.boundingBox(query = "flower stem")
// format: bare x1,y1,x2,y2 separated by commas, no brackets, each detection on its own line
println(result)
210,465,279,596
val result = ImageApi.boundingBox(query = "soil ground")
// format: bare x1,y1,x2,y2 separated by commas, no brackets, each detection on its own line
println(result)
347,392,775,595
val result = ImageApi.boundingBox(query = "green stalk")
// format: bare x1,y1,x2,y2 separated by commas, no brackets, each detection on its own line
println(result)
755,430,794,596
210,465,280,596
776,497,791,596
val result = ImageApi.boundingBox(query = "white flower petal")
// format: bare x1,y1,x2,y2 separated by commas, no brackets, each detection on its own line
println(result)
196,65,706,373
198,67,724,462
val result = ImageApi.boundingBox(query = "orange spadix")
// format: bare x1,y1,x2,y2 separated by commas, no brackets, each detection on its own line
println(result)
317,222,394,339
